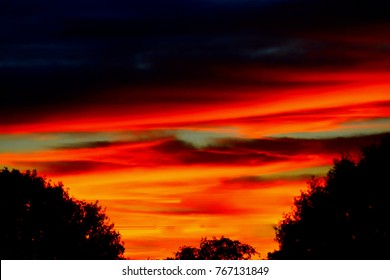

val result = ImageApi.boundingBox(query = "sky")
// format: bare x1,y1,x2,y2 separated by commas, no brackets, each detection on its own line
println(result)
1,0,390,259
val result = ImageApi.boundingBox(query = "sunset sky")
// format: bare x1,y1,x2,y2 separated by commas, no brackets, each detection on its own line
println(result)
1,0,390,259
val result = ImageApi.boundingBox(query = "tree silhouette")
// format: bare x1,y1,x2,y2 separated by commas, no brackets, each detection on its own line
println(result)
170,236,259,260
268,135,390,259
0,168,125,259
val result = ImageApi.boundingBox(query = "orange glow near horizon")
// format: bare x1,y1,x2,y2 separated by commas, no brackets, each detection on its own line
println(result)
1,68,390,259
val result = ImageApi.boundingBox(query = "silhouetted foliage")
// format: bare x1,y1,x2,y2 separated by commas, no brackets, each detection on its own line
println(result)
268,135,390,259
170,236,259,260
0,168,125,259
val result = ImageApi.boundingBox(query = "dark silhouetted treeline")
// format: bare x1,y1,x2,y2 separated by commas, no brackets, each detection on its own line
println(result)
167,236,259,260
269,134,390,259
0,168,124,259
